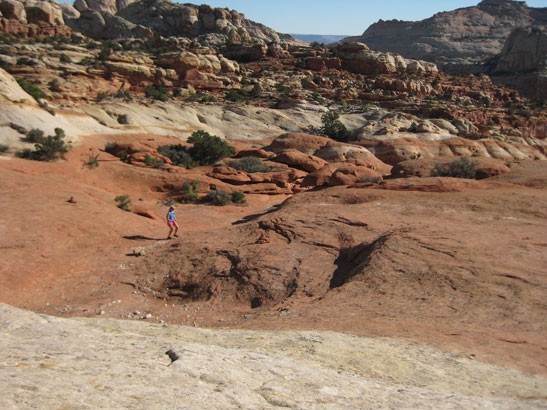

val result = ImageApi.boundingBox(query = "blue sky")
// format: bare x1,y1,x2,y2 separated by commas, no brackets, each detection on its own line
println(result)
197,0,547,35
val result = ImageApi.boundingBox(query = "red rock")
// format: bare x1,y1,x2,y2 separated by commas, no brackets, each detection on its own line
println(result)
272,149,328,173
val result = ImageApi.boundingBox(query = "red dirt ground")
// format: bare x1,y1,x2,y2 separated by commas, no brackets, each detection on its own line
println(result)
1,134,545,377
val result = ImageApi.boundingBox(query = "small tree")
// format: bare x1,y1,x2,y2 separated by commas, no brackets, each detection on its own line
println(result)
187,130,235,166
320,111,350,142
32,128,69,161
25,128,44,143
157,144,196,168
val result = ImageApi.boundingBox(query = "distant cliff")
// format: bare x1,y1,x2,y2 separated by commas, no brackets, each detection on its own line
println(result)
344,0,547,71
291,34,348,44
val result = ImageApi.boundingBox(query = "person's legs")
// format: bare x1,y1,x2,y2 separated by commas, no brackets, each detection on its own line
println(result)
167,222,174,239
173,222,179,237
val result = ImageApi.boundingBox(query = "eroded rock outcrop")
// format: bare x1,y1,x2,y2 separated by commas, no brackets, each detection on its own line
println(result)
333,42,438,76
0,0,71,37
345,0,547,71
488,26,547,99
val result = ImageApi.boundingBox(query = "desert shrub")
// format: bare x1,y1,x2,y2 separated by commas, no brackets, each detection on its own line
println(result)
59,53,72,63
25,128,45,143
79,57,94,65
17,57,37,67
117,114,129,124
157,144,196,168
187,130,235,166
114,195,132,211
431,157,478,179
48,79,61,92
15,148,33,159
320,110,350,142
16,78,47,100
104,142,131,162
182,180,199,202
144,155,164,168
225,88,250,102
0,144,9,153
33,128,69,161
83,150,100,168
114,90,133,101
231,191,246,204
145,85,169,102
358,175,383,184
97,91,109,101
229,156,271,173
188,92,216,103
203,190,231,206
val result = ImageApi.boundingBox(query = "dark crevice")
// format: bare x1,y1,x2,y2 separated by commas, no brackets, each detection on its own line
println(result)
329,234,390,289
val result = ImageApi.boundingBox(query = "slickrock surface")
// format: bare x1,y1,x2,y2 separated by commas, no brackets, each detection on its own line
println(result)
1,304,546,409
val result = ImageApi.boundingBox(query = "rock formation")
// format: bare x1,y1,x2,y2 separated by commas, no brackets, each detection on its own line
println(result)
345,0,547,72
0,0,71,36
488,26,547,99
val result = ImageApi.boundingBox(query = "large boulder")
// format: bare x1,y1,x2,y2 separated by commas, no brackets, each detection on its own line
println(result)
24,0,64,26
69,8,152,39
272,149,328,173
0,0,26,22
73,0,138,14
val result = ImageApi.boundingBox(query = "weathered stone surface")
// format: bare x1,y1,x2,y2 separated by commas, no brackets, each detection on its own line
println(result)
3,304,543,409
362,137,546,166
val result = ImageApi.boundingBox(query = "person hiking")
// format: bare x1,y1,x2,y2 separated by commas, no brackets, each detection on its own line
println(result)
166,205,179,239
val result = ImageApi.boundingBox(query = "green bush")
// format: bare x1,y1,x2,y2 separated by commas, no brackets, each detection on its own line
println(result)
144,155,164,168
229,156,271,173
203,190,231,206
182,180,200,202
320,111,350,142
231,191,246,204
0,144,9,153
225,88,250,102
104,142,131,162
431,157,478,179
59,53,72,63
17,78,47,100
157,144,196,168
117,114,129,124
114,195,132,211
33,128,69,161
48,79,61,92
25,128,44,143
187,130,235,166
145,85,169,102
